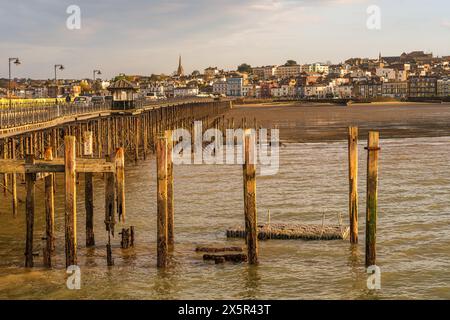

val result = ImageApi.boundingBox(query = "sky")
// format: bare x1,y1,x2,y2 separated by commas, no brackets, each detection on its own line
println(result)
0,0,449,79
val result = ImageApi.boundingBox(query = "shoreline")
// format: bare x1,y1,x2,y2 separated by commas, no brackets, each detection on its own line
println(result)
225,102,450,143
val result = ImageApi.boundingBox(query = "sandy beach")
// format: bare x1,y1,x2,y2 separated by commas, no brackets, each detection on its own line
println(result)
226,102,450,142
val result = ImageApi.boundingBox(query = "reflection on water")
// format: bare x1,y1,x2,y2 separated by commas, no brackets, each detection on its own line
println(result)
0,136,449,299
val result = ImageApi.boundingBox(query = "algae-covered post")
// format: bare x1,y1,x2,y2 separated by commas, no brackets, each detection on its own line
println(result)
156,136,168,268
365,131,380,268
64,136,77,268
85,172,95,247
25,154,36,268
348,126,359,244
243,129,258,265
44,147,55,267
165,130,175,247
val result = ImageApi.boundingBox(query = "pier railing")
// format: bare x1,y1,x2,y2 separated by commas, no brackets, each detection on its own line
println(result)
0,97,221,130
0,101,112,129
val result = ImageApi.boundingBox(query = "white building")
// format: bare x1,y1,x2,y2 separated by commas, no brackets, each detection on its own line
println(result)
173,86,199,97
334,85,353,98
303,84,333,98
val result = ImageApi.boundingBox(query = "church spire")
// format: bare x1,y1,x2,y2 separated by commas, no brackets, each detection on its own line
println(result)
177,55,184,77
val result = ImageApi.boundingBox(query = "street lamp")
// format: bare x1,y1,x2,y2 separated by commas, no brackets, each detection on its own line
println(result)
93,69,102,94
8,57,21,109
54,64,64,104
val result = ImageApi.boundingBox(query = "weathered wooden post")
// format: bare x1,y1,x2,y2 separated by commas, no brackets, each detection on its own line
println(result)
105,154,116,266
43,147,55,267
165,130,174,247
10,138,18,217
115,147,125,222
85,172,95,247
2,141,8,194
365,131,380,267
243,129,258,264
348,126,358,244
156,136,168,267
83,131,93,156
64,136,77,267
25,155,36,268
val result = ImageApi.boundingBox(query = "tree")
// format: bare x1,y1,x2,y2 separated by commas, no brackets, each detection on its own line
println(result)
237,63,252,74
285,60,297,66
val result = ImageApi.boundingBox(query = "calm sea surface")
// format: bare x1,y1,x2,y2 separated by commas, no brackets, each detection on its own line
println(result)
0,136,449,299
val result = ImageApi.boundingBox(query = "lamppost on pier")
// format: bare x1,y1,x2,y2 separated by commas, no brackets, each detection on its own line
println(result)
93,69,102,94
8,57,21,109
54,64,65,104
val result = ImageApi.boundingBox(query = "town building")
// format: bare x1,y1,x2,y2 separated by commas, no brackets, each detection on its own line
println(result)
275,64,302,78
212,81,227,96
382,81,408,98
226,77,243,96
437,78,450,97
204,67,219,79
252,66,276,80
173,86,199,97
408,76,437,97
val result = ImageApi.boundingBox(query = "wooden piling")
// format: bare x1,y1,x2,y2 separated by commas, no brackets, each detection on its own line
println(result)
348,126,358,244
64,136,77,267
10,138,18,217
165,130,174,247
44,147,55,267
365,131,380,267
85,172,95,247
115,148,126,222
243,130,258,264
25,155,36,268
156,137,168,268
104,164,116,234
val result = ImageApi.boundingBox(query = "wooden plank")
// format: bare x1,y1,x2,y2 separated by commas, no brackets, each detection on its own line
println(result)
348,126,358,244
156,136,168,268
0,159,115,174
64,136,77,267
243,130,258,265
25,155,35,268
365,131,379,268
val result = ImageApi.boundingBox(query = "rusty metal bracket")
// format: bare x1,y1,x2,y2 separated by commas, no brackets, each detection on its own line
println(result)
364,147,381,151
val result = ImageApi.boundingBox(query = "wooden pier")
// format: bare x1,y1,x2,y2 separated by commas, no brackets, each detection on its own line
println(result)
0,98,232,268
0,96,381,272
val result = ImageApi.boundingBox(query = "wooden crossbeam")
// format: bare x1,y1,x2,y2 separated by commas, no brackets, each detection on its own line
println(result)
0,158,115,174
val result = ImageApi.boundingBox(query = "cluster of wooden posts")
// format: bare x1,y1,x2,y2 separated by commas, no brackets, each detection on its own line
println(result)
348,127,380,268
0,136,125,268
154,128,258,267
0,100,231,268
